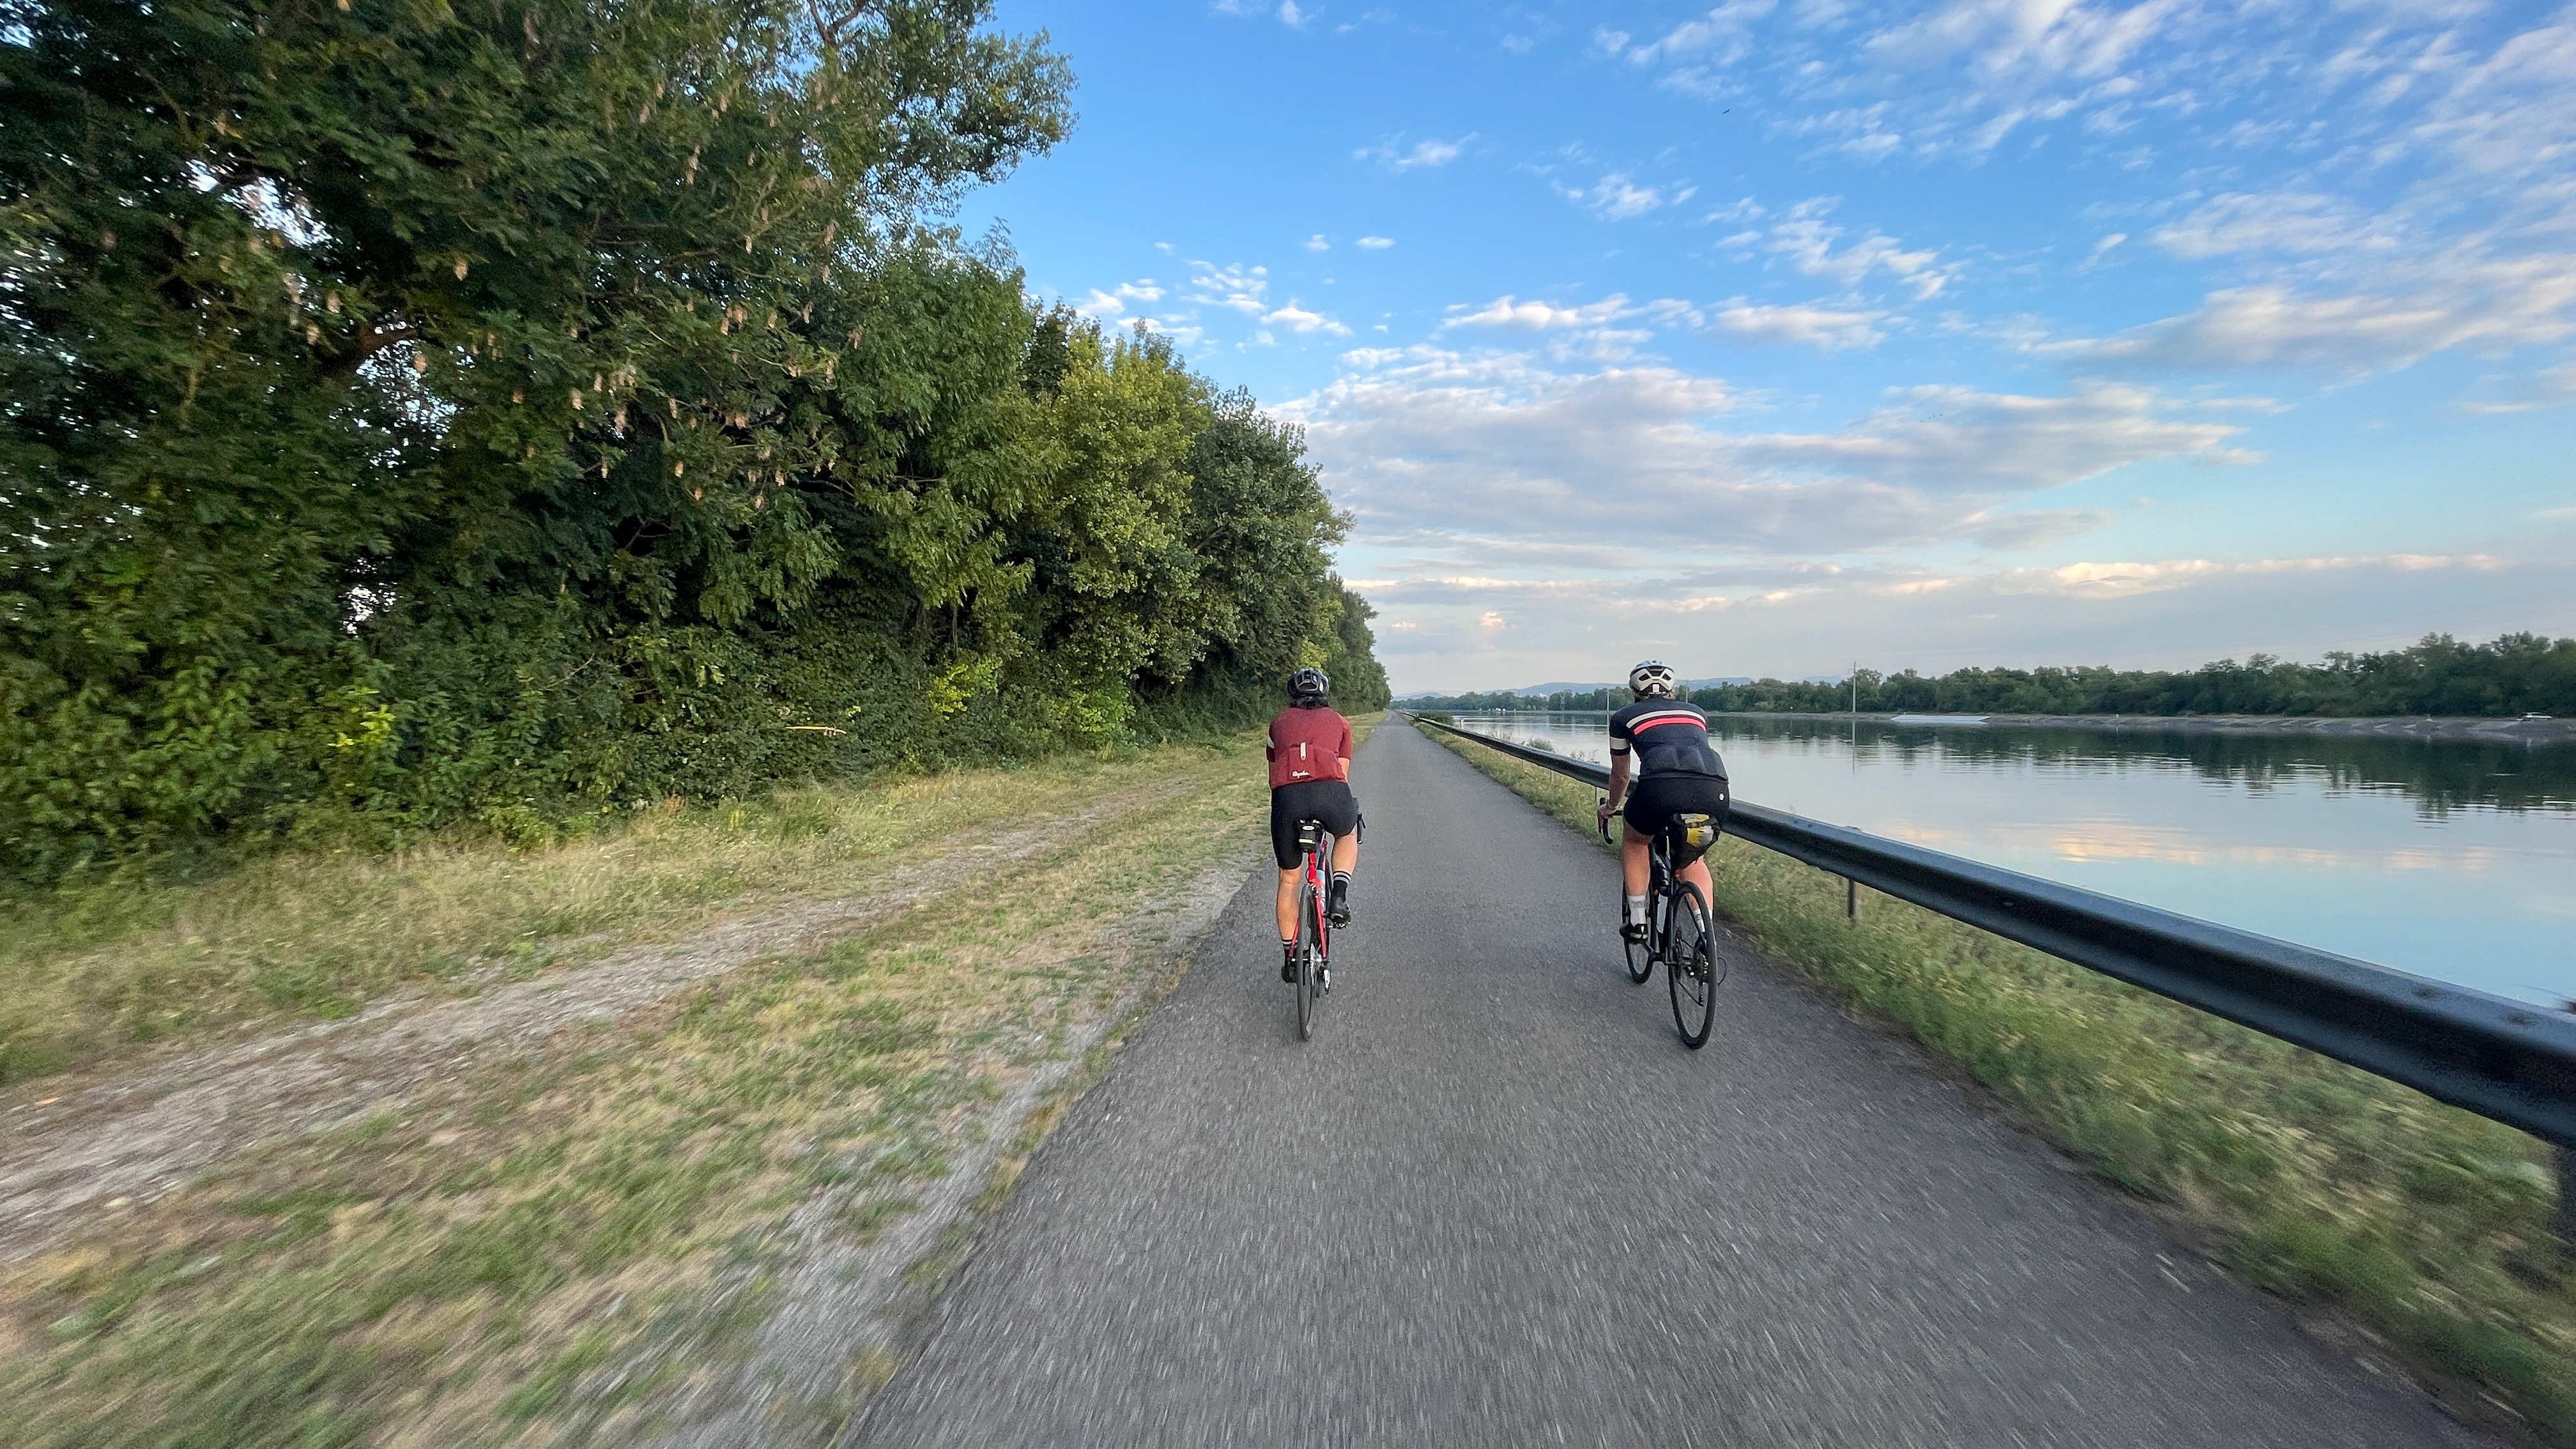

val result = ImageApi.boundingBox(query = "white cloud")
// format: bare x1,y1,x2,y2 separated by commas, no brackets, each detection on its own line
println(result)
1564,171,1695,220
1354,552,2570,694
2068,258,2576,373
1595,0,2557,180
1211,0,1312,24
1305,234,1330,252
1756,199,1952,298
2458,359,2576,414
1280,348,2251,564
1709,300,1886,350
1264,303,1352,336
1356,135,1473,171
1073,279,1165,319
1442,295,1635,332
1185,260,1271,316
1622,0,1779,66
2150,192,2398,260
1357,235,1395,249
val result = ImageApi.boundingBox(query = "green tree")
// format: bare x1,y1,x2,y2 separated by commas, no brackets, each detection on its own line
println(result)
3,0,1388,882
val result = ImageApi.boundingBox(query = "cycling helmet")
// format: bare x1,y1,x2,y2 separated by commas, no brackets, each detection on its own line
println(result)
1628,659,1679,700
1287,666,1330,705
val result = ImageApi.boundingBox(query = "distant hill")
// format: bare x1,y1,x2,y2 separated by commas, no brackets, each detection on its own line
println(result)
1396,677,1752,701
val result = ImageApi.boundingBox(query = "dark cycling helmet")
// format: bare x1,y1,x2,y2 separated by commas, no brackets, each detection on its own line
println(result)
1629,659,1679,700
1287,666,1330,705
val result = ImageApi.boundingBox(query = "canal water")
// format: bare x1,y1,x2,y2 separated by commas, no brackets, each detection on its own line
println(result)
1445,712,2576,1008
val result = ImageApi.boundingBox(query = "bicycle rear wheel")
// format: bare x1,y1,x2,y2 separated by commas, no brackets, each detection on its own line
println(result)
1295,874,1323,1040
1665,882,1718,1049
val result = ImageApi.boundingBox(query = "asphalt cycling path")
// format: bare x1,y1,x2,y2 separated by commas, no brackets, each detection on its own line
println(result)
850,719,2483,1448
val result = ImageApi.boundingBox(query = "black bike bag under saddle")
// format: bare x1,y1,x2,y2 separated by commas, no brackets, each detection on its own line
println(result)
1664,812,1720,865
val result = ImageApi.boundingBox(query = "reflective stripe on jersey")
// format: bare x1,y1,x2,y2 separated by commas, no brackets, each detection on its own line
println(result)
1609,707,1706,750
1607,698,1728,779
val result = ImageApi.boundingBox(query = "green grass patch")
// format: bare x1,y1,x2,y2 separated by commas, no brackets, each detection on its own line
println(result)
1422,720,2576,1438
0,733,1285,1447
0,747,1244,1087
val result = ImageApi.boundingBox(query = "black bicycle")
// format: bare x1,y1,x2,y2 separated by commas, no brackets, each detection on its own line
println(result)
1288,818,1332,1040
1602,795,1726,1048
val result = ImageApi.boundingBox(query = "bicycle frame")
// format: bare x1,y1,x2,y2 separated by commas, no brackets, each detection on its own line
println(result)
1291,818,1333,1039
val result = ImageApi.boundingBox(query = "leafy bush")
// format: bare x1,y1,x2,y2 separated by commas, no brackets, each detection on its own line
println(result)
0,0,1381,881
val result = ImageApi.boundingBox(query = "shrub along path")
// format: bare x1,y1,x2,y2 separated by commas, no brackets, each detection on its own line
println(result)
852,718,2493,1448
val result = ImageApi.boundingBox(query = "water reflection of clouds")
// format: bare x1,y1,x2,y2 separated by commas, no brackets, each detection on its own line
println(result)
1455,712,2576,1001
2027,827,2485,874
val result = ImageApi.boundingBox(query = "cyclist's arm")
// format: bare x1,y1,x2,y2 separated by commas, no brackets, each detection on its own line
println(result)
1602,751,1632,816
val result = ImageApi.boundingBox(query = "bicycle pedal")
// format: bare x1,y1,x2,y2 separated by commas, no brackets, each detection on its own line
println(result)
1319,968,1331,993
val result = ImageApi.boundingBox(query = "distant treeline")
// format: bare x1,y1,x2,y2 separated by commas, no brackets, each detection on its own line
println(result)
0,0,1383,881
1402,634,2575,719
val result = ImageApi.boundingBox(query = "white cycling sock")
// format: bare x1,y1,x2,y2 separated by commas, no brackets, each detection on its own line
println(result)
1624,894,1647,925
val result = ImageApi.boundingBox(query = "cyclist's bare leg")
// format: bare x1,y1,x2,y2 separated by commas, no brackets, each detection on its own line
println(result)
1274,866,1303,943
1678,854,1713,905
1620,821,1652,896
1330,831,1357,877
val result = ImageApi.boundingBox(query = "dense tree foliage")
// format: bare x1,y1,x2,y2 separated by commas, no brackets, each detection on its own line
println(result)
0,0,1382,880
1402,634,2576,719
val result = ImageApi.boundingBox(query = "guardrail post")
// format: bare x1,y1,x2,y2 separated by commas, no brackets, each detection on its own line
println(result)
1846,877,1859,921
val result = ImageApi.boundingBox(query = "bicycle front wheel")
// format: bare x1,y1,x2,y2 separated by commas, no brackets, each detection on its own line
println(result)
1665,883,1718,1049
1622,900,1654,984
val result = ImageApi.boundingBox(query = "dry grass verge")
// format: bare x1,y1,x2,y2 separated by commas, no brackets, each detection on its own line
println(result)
0,732,1305,1448
1,756,1190,1085
1423,720,2576,1441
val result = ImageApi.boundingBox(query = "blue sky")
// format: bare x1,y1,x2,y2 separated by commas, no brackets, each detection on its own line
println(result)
959,1,2576,693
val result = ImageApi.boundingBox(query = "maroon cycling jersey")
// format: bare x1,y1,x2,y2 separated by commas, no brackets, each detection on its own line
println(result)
1609,699,1728,779
1266,705,1352,789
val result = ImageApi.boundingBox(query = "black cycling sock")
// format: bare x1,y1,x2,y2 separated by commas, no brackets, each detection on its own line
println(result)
1330,871,1351,891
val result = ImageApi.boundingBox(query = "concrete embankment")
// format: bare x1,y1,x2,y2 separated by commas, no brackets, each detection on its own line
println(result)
1727,710,2575,745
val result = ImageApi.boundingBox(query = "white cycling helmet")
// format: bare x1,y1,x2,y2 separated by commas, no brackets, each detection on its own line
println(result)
1628,659,1679,700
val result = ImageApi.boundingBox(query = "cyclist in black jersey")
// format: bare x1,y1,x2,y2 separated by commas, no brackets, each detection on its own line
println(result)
1595,660,1731,942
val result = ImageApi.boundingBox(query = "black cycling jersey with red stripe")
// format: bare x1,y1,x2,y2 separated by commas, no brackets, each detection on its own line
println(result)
1608,700,1729,780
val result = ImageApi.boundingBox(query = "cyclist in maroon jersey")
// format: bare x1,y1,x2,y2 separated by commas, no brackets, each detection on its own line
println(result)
1268,666,1360,983
1595,660,1731,942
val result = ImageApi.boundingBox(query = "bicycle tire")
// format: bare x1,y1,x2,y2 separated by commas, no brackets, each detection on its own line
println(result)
1295,870,1322,1040
1666,882,1718,1049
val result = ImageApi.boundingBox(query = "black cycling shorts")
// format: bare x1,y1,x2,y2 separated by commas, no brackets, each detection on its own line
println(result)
1271,779,1358,870
1623,772,1731,838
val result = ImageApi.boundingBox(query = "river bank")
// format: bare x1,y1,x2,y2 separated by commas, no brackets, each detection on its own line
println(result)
1706,710,2576,745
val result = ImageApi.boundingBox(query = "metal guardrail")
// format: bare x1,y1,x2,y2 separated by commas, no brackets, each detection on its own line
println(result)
1406,712,2576,1153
